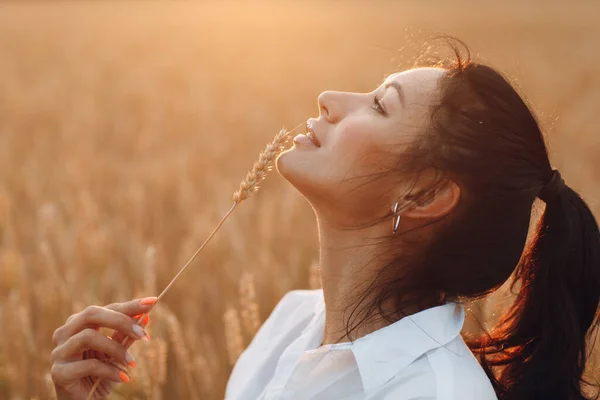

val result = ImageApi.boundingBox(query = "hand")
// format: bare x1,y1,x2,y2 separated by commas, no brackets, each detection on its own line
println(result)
50,297,156,400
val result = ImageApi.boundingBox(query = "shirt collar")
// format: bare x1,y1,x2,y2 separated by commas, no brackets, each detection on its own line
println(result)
310,290,466,397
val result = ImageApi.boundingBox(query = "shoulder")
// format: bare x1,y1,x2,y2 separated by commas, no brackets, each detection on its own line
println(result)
246,289,322,341
225,289,322,399
266,289,323,331
375,335,497,400
424,335,497,400
239,288,322,352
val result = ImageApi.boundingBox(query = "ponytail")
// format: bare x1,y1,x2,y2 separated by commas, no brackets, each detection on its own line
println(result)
473,180,600,399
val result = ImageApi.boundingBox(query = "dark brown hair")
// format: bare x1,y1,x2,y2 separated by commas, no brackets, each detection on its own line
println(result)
340,36,600,399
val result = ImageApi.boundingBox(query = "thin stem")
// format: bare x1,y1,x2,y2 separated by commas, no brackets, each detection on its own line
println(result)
86,122,305,400
157,202,237,302
87,203,238,400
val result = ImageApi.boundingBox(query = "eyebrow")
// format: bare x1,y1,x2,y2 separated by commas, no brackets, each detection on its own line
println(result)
384,81,405,108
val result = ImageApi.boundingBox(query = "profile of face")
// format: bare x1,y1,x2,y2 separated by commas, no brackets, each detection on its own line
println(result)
276,67,451,230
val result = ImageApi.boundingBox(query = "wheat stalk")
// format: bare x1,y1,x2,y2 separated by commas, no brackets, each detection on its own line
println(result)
85,124,300,400
239,271,261,337
223,305,244,366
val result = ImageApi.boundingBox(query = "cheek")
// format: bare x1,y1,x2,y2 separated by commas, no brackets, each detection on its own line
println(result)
334,118,375,154
331,118,391,173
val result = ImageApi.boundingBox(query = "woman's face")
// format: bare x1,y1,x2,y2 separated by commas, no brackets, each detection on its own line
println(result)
276,67,445,228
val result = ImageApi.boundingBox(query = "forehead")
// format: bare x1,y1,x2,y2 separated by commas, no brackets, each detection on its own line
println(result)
383,67,445,101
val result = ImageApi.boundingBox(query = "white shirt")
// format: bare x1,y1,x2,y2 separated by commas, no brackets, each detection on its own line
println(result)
225,289,497,400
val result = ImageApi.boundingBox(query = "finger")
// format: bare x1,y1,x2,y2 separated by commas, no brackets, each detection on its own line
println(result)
64,305,151,342
84,349,109,363
112,314,150,347
57,328,136,368
51,359,130,387
104,297,158,316
53,298,155,347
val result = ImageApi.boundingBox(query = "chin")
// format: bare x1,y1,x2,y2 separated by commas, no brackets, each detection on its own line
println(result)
275,148,317,196
275,148,292,177
275,147,301,183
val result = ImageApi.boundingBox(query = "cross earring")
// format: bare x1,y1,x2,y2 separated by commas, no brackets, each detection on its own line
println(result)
392,202,401,234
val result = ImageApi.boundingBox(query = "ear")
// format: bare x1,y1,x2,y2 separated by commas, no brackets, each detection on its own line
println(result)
402,181,460,220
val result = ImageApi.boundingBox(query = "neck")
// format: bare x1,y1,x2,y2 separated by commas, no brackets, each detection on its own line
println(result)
316,216,399,346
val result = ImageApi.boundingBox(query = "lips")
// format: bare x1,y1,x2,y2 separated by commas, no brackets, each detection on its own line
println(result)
305,119,321,147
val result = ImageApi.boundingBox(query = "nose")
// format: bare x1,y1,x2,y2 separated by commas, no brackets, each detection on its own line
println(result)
317,90,343,123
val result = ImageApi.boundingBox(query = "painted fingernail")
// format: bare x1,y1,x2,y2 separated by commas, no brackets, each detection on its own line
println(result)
140,297,158,306
125,352,136,368
132,324,150,341
132,324,146,339
119,371,130,383
142,315,150,327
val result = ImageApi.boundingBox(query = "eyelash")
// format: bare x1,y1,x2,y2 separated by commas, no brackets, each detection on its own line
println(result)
372,95,385,115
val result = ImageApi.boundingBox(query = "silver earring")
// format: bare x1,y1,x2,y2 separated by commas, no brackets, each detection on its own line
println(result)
392,202,401,234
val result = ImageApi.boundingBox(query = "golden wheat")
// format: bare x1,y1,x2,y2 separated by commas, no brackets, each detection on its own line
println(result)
86,126,292,399
233,127,291,204
0,2,598,399
239,271,261,337
160,305,200,400
223,305,244,367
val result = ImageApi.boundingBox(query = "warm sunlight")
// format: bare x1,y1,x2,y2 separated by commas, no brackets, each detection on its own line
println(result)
1,1,599,399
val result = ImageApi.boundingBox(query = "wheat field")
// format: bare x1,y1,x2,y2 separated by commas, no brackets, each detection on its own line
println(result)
0,1,599,399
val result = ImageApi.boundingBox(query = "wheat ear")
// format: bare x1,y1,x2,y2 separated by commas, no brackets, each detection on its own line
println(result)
232,127,291,203
86,124,299,400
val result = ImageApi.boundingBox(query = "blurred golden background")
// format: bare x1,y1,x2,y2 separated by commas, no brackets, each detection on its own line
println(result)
0,1,598,399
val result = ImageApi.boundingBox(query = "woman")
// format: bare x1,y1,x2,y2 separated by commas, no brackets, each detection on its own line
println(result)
51,38,600,399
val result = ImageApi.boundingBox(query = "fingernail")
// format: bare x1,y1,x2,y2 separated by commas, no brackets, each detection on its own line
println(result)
125,352,136,368
132,324,146,339
142,315,150,327
140,297,158,306
119,371,130,383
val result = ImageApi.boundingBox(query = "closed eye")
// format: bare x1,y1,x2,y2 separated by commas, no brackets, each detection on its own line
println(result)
372,95,387,116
